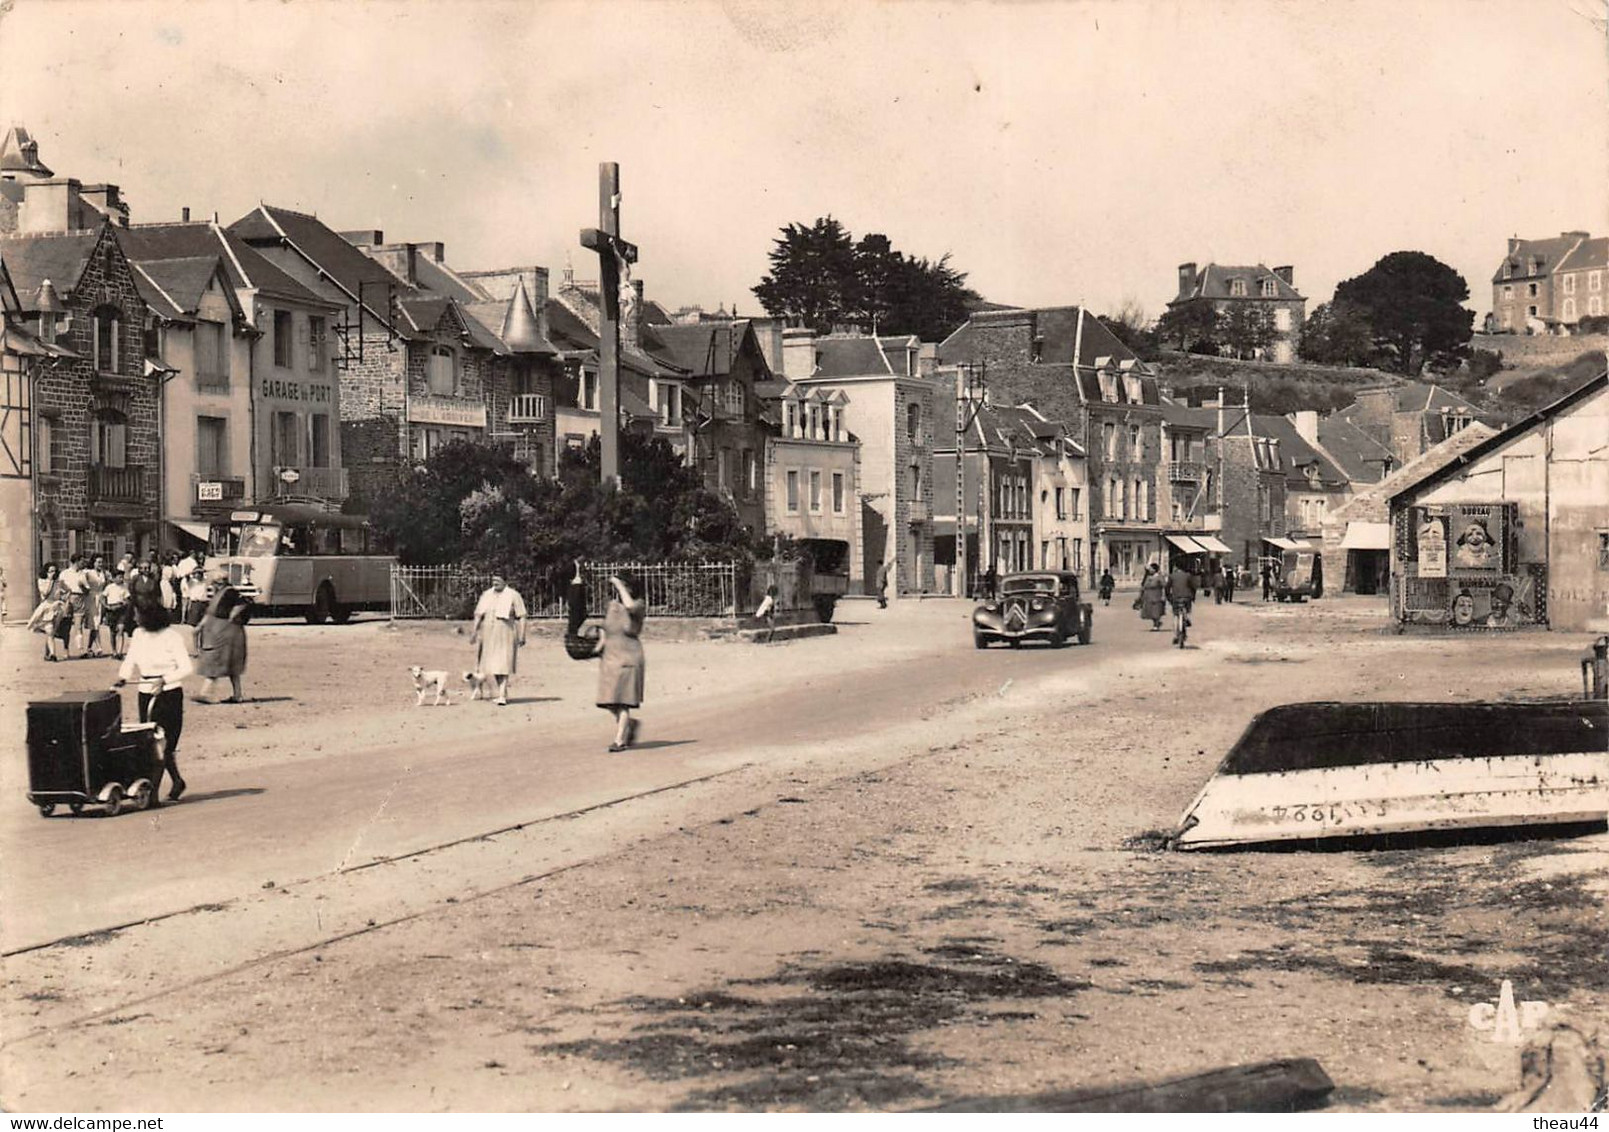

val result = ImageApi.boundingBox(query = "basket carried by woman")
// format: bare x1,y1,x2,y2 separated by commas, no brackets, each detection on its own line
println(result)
562,561,597,661
564,625,601,660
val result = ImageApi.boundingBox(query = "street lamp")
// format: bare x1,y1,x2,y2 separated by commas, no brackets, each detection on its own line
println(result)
955,362,986,598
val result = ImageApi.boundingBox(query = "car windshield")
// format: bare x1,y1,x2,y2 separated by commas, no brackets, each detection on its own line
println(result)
1001,576,1058,596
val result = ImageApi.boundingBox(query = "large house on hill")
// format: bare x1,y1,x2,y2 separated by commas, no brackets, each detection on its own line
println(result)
1490,231,1607,334
1170,262,1306,363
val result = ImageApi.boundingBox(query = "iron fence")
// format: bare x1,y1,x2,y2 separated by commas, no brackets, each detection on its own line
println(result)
390,560,743,621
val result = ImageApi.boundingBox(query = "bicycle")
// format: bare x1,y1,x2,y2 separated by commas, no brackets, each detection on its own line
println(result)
1171,598,1191,648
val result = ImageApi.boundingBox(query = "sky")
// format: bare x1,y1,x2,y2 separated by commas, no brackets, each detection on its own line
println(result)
1,0,1605,323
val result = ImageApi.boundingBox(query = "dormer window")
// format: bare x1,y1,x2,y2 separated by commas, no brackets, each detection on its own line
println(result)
1122,374,1143,403
783,400,798,439
1098,371,1119,403
1260,278,1277,297
1229,278,1247,297
1530,257,1544,275
1504,261,1514,280
93,305,121,373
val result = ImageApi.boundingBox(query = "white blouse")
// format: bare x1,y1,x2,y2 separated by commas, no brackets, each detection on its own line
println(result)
475,587,526,621
118,626,195,691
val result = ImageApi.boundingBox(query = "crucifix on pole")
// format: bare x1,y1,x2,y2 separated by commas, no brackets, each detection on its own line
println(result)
579,162,638,487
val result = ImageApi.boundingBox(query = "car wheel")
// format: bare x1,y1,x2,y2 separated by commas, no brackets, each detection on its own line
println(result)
1078,617,1092,646
1048,629,1066,648
973,631,988,650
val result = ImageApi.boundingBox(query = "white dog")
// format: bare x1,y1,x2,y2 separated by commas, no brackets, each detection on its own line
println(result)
463,670,490,702
409,665,450,707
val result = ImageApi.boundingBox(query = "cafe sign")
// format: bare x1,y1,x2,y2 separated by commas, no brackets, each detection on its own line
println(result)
408,398,487,428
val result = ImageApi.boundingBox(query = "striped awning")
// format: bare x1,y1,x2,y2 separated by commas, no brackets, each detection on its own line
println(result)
1166,534,1208,553
1339,522,1391,551
1262,536,1299,551
1194,535,1233,554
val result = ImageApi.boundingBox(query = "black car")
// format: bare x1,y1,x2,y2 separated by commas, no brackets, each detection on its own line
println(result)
972,571,1093,649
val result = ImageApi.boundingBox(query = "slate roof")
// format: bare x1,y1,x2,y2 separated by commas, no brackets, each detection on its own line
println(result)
1330,422,1499,523
652,322,767,379
1174,264,1303,303
129,257,225,322
1251,413,1349,490
0,231,100,309
1493,234,1589,282
232,204,411,304
407,252,484,304
118,222,328,305
1315,413,1397,483
543,298,683,379
1554,236,1609,273
0,127,52,177
812,335,895,378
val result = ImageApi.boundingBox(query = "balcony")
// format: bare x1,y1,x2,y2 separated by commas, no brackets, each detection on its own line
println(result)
1168,461,1204,482
272,465,349,501
192,475,247,512
88,464,145,505
507,393,548,424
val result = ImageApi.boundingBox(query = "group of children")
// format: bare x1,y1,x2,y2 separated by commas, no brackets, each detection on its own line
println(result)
27,549,214,661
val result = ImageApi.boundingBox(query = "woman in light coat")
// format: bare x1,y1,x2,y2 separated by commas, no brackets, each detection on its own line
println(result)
1137,562,1167,630
594,575,646,751
471,574,527,706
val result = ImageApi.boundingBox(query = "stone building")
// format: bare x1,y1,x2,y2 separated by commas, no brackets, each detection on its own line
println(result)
753,376,862,592
1331,381,1487,470
0,222,159,567
937,307,1163,587
784,330,935,596
1169,262,1306,363
1490,231,1607,333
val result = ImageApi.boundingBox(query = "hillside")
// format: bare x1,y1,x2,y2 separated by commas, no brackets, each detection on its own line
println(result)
1149,352,1404,414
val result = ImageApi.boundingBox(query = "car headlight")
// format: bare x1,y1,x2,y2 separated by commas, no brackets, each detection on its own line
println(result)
1030,598,1045,611
983,602,998,613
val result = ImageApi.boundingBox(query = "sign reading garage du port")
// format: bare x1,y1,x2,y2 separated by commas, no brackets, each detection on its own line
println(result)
260,377,334,404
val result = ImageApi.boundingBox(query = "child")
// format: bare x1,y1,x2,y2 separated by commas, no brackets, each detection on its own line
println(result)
102,570,131,659
755,584,778,643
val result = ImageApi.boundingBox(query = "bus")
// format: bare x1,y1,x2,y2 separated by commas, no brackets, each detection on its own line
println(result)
207,505,396,623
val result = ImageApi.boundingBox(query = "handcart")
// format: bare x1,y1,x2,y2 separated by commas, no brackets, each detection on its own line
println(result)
26,688,164,817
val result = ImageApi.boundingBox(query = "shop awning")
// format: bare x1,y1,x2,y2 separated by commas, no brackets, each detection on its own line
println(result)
1194,535,1233,554
1262,536,1299,551
1166,534,1208,553
1339,522,1391,551
1288,538,1317,551
170,520,212,542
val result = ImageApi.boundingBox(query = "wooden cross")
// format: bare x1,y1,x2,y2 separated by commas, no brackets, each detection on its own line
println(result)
579,162,638,486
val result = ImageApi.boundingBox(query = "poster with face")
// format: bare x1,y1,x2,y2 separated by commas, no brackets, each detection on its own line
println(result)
1451,505,1504,574
1416,512,1448,578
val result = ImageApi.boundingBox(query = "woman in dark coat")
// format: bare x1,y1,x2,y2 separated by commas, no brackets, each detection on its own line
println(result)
195,586,250,704
1137,563,1167,630
594,574,646,752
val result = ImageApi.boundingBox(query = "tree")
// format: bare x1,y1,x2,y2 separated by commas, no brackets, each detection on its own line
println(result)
753,220,980,340
367,440,533,565
1333,251,1475,375
1101,299,1159,359
1219,304,1276,360
1299,300,1376,367
1156,299,1221,353
752,217,859,334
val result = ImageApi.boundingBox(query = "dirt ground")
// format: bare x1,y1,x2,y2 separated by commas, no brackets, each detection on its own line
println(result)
2,595,1605,1112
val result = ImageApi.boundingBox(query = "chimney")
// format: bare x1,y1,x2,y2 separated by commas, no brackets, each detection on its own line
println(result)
181,206,190,222
19,178,85,233
78,184,128,227
782,327,816,380
1508,237,1522,256
339,230,384,247
1177,262,1197,298
421,241,445,263
1292,409,1319,445
1563,230,1590,240
1273,265,1294,286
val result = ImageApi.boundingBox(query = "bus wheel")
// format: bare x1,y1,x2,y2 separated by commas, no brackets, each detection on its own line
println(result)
329,598,353,625
307,584,333,625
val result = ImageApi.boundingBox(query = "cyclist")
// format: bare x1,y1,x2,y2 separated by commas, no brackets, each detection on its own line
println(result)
1166,561,1195,647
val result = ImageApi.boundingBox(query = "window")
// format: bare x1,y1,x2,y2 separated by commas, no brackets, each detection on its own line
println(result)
717,448,731,490
808,402,822,440
1129,425,1141,460
723,381,744,417
272,411,299,467
1591,272,1602,292
1503,262,1513,279
1055,487,1066,519
1229,278,1247,297
829,405,843,442
809,470,822,512
1564,298,1577,321
308,315,326,372
1260,278,1277,297
1123,374,1143,403
92,409,127,468
911,462,922,504
310,414,331,467
93,305,121,372
786,469,800,513
1531,258,1544,275
1098,372,1118,403
906,401,922,445
195,320,226,389
580,370,598,412
784,401,798,438
1503,285,1514,299
1528,283,1539,298
745,449,757,493
1591,296,1604,316
37,415,56,474
1103,422,1117,461
1041,540,1050,568
196,416,227,478
272,310,292,368
1529,305,1539,317
1563,274,1576,294
1070,487,1080,519
428,346,457,395
1274,308,1291,332
1599,532,1609,571
655,381,681,426
1134,479,1146,522
832,471,845,513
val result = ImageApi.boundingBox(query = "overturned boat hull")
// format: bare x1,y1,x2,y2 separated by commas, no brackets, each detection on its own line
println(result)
1173,700,1609,849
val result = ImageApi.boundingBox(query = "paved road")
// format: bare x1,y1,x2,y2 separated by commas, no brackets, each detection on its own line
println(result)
1,596,1198,952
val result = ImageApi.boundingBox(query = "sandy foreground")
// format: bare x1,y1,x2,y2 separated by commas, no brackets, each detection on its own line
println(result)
1,595,1604,1112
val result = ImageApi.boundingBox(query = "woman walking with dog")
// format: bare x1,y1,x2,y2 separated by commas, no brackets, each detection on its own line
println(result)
471,573,526,706
594,574,646,752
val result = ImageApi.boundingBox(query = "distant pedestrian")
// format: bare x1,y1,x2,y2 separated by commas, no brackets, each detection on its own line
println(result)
1137,562,1166,630
875,560,891,609
129,556,164,611
755,584,778,643
1222,567,1236,604
594,574,646,752
58,553,89,656
102,569,131,658
1261,562,1273,602
1098,569,1115,606
983,563,998,600
183,569,210,629
82,555,109,657
195,586,251,704
471,573,527,706
28,564,67,660
113,601,192,803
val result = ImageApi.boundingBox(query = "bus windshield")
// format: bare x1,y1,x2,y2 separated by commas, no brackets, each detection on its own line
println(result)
238,523,283,557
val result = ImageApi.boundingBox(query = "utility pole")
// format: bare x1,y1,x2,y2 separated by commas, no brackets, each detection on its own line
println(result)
579,162,637,487
955,363,986,597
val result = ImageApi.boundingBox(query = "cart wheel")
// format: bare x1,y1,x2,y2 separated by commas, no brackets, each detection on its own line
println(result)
38,803,55,818
102,784,124,818
131,780,154,812
68,801,84,816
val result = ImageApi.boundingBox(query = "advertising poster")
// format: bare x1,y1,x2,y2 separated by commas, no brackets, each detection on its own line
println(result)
1450,504,1504,574
1416,511,1448,578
